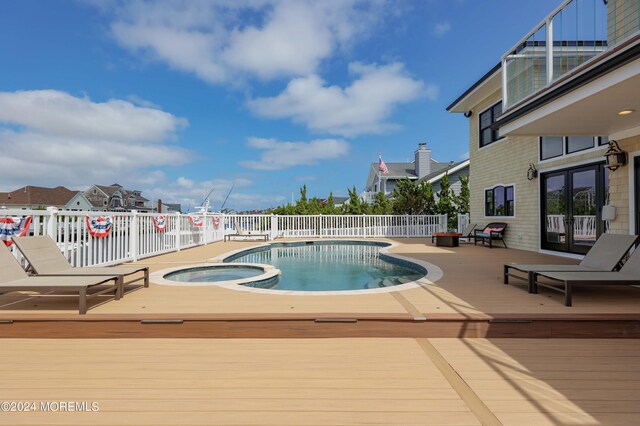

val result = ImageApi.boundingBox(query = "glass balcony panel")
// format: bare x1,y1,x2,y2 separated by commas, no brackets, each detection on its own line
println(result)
504,24,548,108
503,0,639,111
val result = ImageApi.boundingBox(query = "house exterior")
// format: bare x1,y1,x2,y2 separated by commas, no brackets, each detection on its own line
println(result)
84,183,152,212
0,186,84,210
362,142,469,203
448,0,640,256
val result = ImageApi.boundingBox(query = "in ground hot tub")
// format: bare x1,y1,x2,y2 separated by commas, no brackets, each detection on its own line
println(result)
152,263,280,288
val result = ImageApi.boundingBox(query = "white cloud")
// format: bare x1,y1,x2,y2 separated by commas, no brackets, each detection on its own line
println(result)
100,0,385,83
248,62,435,137
240,137,349,170
433,21,451,37
0,90,190,191
144,176,283,211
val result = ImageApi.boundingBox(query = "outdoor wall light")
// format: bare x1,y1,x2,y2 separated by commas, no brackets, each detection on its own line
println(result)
526,163,538,181
604,140,627,171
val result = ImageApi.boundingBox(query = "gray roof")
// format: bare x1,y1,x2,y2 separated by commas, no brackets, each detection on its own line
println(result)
420,160,469,183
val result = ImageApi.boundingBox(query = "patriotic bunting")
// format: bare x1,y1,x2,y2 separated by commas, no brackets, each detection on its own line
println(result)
189,215,203,227
153,215,167,231
0,216,32,247
212,215,221,229
86,216,114,238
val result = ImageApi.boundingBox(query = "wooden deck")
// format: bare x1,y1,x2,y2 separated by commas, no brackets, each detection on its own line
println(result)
1,238,640,337
2,239,640,424
1,338,639,425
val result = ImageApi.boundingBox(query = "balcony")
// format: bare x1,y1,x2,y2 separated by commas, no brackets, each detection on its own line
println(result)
500,0,640,137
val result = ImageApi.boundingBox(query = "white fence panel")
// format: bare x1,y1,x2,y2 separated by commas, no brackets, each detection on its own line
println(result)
1,209,447,267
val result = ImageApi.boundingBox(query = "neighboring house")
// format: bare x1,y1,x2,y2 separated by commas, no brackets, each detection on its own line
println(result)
84,183,152,212
362,142,469,203
65,192,97,211
0,186,83,210
159,203,182,214
447,0,640,255
321,196,348,209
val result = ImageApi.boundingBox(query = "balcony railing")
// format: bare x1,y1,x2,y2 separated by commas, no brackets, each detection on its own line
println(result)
502,0,640,110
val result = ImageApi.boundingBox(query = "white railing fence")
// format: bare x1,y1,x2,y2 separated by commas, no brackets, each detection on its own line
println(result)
546,214,597,241
457,213,470,233
2,210,447,267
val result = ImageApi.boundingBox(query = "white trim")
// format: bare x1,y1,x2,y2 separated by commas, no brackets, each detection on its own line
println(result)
610,125,640,141
449,67,502,112
628,150,640,235
425,159,470,184
537,157,604,174
483,183,516,219
538,137,607,165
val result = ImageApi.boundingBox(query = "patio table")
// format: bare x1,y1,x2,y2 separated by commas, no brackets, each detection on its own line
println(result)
434,232,462,247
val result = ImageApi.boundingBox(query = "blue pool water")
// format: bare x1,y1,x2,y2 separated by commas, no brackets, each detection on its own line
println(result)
165,266,264,282
225,241,425,291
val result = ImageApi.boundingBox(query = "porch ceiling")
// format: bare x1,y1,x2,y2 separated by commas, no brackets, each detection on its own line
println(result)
499,58,640,137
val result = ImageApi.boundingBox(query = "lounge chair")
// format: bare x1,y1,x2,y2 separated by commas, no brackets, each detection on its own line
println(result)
12,235,149,297
431,223,476,244
224,220,269,242
474,222,507,248
0,245,119,314
533,244,640,306
504,234,637,293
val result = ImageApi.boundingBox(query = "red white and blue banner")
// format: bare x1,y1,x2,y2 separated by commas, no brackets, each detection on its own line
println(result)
153,215,168,231
0,216,32,247
189,215,203,227
86,216,114,238
212,215,221,229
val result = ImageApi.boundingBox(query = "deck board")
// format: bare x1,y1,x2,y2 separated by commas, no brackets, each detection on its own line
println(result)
2,238,640,318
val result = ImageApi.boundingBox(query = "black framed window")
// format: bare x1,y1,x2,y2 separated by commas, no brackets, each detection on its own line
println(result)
540,136,607,160
566,136,595,154
540,136,564,160
485,185,514,216
479,102,502,147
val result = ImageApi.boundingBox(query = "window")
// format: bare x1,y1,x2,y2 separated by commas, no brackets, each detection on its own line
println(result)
479,102,503,147
485,185,514,216
93,189,97,195
566,136,594,154
540,136,606,160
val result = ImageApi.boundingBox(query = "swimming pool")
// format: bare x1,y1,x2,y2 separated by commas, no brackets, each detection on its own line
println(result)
223,241,427,292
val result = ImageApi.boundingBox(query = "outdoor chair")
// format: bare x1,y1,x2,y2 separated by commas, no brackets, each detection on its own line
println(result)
224,220,269,242
473,222,508,248
532,242,640,306
12,235,149,298
459,223,477,243
503,234,637,293
0,245,120,314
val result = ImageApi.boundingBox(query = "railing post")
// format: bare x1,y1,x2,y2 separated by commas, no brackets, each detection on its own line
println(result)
202,213,208,246
175,212,181,252
130,210,139,262
271,214,277,240
546,17,554,84
46,207,58,241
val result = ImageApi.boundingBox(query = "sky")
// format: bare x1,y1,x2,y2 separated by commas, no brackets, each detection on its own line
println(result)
0,0,562,212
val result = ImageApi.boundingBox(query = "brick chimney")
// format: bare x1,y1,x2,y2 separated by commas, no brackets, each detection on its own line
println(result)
414,142,431,179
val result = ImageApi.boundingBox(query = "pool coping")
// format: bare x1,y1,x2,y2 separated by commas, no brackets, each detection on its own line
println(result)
150,262,281,290
151,239,444,296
